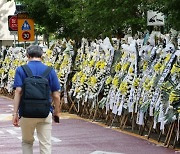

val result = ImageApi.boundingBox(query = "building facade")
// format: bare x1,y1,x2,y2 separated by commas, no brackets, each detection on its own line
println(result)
0,0,16,48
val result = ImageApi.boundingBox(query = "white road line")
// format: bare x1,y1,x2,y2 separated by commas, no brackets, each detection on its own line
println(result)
0,114,12,121
6,129,18,135
5,128,61,143
51,137,62,142
17,137,22,140
90,151,125,154
34,136,39,141
5,110,13,112
14,127,21,131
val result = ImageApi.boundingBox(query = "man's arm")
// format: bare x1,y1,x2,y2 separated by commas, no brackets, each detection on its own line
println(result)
52,91,61,117
12,87,22,127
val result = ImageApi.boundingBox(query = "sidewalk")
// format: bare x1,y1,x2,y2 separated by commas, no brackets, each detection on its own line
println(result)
0,96,177,154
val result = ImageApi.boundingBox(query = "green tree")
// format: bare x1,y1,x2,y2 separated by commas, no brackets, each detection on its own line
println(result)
69,0,148,38
17,0,148,39
17,0,180,40
162,0,180,31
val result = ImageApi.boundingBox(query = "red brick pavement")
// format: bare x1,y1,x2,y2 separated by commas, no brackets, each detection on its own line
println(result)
0,96,177,154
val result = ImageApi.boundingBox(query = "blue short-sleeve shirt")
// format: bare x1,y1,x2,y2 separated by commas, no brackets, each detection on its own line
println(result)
13,61,61,116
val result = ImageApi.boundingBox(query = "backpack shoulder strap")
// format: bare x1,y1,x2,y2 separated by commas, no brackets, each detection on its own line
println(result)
41,66,53,78
21,65,33,77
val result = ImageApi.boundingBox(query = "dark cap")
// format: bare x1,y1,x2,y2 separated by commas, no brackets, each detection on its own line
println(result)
26,45,43,58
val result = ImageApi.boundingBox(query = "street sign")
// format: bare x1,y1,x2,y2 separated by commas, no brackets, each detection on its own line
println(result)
22,20,31,30
18,16,35,42
10,31,18,35
8,15,18,31
22,31,31,40
147,10,165,26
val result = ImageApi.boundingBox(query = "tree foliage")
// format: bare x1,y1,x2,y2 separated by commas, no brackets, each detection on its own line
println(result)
16,0,180,40
162,0,180,30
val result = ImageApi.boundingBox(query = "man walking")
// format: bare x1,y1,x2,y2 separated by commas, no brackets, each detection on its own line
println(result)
12,45,61,154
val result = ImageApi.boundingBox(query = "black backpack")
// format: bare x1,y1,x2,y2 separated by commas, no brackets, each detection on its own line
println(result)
20,65,52,118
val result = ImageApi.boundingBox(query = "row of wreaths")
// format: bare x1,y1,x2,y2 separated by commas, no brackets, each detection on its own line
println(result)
0,33,180,148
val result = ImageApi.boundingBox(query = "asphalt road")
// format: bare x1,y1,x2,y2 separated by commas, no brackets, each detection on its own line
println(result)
0,96,177,154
